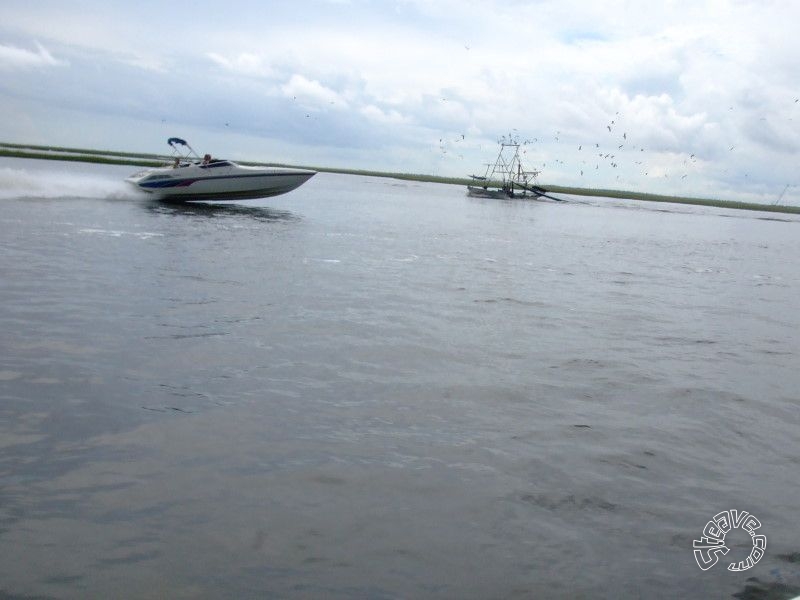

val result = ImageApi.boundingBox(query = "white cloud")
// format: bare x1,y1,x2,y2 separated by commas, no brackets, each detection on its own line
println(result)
359,105,410,125
207,51,274,78
121,55,168,73
0,41,67,70
281,74,347,109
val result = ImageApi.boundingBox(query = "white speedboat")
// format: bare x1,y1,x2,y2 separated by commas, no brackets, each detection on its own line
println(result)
126,138,315,201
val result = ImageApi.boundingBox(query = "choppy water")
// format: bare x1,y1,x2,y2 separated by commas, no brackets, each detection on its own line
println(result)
1,158,799,599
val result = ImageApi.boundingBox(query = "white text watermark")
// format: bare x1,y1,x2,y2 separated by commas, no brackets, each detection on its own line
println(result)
693,509,766,571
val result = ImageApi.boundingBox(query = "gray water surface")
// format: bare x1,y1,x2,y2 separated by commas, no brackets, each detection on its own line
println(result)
1,159,799,599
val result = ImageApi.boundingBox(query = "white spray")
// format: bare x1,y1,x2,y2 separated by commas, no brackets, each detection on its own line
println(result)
0,166,145,201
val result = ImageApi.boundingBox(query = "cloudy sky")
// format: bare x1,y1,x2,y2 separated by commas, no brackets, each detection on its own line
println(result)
1,0,798,202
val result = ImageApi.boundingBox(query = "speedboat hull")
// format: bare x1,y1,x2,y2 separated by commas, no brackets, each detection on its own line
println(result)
126,161,315,201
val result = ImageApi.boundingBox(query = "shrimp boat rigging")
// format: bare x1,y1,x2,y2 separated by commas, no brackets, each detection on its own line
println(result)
126,138,315,201
467,141,563,201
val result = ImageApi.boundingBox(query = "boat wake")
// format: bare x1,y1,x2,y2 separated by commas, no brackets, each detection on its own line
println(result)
0,166,144,201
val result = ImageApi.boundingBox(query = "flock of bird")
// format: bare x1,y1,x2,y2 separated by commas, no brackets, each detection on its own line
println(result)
433,117,691,185
431,95,799,197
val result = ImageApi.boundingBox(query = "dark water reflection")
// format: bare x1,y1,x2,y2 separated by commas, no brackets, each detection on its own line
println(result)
145,199,299,222
1,164,800,599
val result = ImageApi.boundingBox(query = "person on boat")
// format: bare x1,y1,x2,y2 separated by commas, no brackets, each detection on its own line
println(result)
202,153,211,165
173,157,180,168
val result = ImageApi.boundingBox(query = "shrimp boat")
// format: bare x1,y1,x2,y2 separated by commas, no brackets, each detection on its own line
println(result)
126,138,315,201
467,141,558,200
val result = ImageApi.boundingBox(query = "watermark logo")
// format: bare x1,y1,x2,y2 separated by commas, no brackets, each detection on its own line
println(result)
693,509,766,571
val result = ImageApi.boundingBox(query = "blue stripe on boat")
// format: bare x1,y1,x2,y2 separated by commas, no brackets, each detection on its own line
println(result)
139,172,299,189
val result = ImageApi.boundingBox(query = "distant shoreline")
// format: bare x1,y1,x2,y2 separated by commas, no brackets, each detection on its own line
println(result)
2,141,798,215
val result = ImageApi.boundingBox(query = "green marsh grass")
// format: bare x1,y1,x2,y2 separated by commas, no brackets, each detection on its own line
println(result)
2,142,798,215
